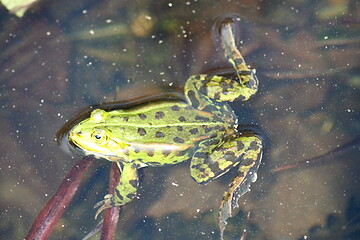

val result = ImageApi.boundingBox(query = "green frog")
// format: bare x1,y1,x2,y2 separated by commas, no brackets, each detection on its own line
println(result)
68,19,262,239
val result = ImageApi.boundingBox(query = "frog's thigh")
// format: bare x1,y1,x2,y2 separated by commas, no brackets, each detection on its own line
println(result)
190,134,262,184
111,162,139,206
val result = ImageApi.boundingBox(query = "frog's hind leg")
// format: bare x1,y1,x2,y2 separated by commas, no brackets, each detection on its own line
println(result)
218,133,263,239
94,162,139,219
190,133,262,237
190,133,262,185
184,21,258,110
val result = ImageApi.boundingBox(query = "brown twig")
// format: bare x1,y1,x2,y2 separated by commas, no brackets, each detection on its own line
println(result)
101,162,121,240
25,156,95,240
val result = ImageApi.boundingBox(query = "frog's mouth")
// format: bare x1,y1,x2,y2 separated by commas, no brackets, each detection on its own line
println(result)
68,130,122,160
65,131,90,155
56,129,81,156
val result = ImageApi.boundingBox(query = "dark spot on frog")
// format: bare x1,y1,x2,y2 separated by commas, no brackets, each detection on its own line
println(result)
194,151,208,159
222,85,230,93
115,189,123,200
202,105,219,113
237,95,246,101
199,82,208,96
155,111,165,120
177,126,183,131
236,141,245,150
250,140,260,150
214,92,221,99
184,106,193,111
218,126,226,132
138,113,146,120
195,115,210,122
187,90,200,109
203,138,220,146
204,127,214,133
178,116,186,122
246,77,256,88
208,162,221,174
191,163,201,169
162,150,171,157
123,117,129,122
171,105,180,111
189,128,199,135
126,193,136,199
129,180,138,188
234,56,244,65
209,133,218,138
224,151,236,162
173,137,184,143
134,148,140,154
147,149,155,157
242,158,255,166
138,128,146,136
156,132,165,138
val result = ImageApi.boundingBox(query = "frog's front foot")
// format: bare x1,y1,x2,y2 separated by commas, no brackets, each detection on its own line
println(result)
94,194,113,219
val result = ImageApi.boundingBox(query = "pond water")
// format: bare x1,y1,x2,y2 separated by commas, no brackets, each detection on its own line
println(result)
1,0,360,239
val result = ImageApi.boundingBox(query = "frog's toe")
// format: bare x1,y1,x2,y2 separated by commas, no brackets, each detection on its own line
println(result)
94,194,113,219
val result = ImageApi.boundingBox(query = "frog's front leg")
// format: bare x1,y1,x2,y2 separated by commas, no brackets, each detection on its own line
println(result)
94,162,139,219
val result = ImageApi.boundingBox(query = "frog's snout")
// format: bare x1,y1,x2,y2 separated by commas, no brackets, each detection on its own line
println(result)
69,130,83,141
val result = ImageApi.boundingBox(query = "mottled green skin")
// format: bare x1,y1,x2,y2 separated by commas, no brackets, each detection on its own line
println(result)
69,21,263,237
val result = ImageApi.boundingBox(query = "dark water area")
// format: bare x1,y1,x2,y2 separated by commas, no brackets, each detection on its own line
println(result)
1,0,360,239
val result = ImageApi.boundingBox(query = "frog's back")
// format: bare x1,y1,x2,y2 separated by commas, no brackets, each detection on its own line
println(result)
105,100,227,147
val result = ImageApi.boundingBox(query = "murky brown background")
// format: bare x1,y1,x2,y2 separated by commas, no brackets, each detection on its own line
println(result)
1,0,360,239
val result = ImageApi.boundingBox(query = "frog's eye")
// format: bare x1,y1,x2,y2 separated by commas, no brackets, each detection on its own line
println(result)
91,130,108,145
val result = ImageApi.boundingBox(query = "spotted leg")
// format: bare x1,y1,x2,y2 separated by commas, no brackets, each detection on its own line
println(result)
218,133,262,240
184,21,258,113
189,133,262,239
94,162,139,219
190,132,262,185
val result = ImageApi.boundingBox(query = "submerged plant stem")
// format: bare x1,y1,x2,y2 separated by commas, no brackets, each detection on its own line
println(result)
272,138,360,173
101,162,121,240
25,156,95,240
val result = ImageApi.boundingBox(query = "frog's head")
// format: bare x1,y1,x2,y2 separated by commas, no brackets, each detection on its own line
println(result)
69,109,127,160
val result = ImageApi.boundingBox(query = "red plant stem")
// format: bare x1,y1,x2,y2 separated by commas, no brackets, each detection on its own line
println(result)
101,162,121,240
25,156,95,240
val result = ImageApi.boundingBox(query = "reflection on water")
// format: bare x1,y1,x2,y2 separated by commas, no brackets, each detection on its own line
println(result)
0,0,359,239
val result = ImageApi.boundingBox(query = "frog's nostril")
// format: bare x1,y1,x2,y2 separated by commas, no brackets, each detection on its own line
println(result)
77,131,83,136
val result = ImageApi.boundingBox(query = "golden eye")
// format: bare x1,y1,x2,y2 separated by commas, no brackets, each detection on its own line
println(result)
91,130,107,144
